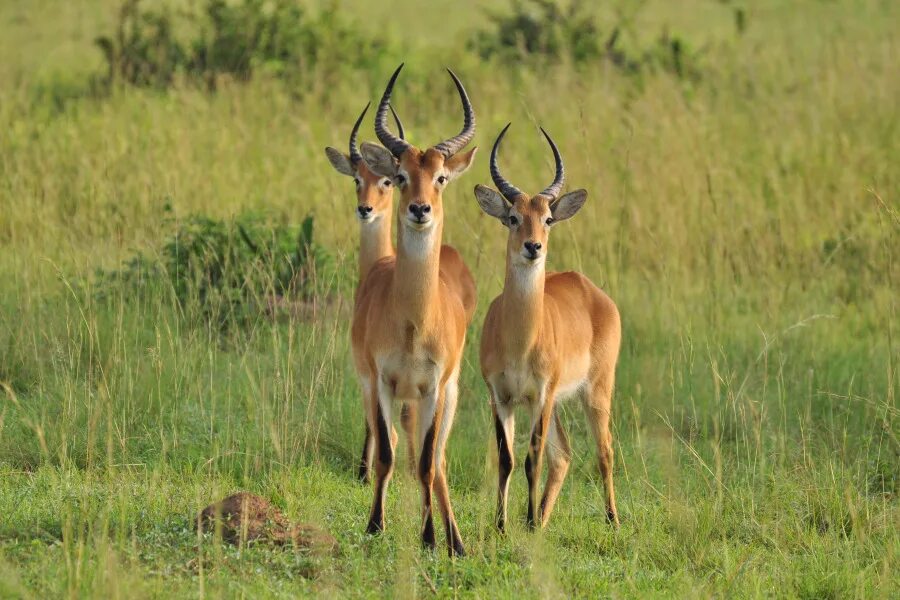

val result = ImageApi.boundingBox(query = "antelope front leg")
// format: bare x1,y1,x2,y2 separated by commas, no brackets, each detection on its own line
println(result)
357,378,375,483
490,386,515,533
525,385,555,530
417,383,446,550
432,376,466,556
539,409,572,527
366,381,394,534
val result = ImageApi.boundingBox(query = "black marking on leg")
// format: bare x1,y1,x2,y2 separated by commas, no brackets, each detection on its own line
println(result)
524,454,534,484
529,414,544,454
495,414,512,532
525,415,544,529
419,423,437,549
357,422,371,482
418,424,436,481
444,518,466,557
525,453,535,528
376,406,392,466
366,481,385,534
366,405,392,534
421,507,436,549
495,415,513,479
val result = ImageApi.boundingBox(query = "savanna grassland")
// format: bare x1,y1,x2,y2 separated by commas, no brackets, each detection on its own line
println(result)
0,0,898,597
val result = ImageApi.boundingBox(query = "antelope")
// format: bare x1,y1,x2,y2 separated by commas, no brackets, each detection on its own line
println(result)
475,124,622,532
324,104,475,484
325,103,418,482
352,64,477,556
325,102,405,283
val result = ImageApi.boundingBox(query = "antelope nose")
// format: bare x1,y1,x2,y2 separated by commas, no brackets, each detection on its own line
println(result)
524,241,542,258
358,206,373,217
409,204,431,219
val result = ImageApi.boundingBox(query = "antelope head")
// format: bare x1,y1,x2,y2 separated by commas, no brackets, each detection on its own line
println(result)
474,124,587,268
324,102,406,225
361,64,478,240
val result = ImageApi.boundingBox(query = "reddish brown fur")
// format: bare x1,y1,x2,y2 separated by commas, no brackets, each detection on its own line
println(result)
328,143,475,484
478,192,621,530
353,145,476,556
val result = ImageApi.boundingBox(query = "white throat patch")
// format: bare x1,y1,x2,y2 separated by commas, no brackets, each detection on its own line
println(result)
401,225,436,259
511,258,544,291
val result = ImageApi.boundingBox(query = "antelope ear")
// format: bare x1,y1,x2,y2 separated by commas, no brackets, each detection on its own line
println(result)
474,184,510,221
550,189,587,222
324,147,355,176
444,147,478,180
360,142,398,178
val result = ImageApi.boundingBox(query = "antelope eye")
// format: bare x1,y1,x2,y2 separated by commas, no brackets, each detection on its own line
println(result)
382,178,392,187
545,217,554,226
437,175,447,185
508,215,519,226
395,174,406,185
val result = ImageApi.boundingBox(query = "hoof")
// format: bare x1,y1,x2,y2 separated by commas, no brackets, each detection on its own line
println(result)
446,523,466,557
365,518,384,535
448,538,466,558
606,510,620,527
421,519,436,550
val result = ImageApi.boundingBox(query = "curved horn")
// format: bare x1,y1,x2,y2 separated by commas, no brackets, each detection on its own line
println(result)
374,64,410,158
348,102,370,166
433,68,476,158
490,123,524,202
538,127,565,200
389,104,405,141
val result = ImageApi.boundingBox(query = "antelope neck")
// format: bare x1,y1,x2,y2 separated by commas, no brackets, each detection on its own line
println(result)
392,212,442,325
358,216,393,281
500,257,546,355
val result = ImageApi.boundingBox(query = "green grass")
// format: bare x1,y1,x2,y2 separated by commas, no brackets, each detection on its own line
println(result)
0,0,898,597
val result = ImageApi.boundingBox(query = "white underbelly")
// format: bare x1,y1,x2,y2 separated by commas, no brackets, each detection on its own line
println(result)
492,369,588,407
555,377,588,402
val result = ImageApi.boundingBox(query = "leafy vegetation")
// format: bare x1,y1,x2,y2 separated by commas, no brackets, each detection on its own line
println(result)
469,0,715,79
96,0,391,90
93,210,337,329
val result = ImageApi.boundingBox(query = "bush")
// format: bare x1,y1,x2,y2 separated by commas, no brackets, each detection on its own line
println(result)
96,0,390,90
190,0,310,83
469,0,710,80
95,0,185,89
468,0,603,64
93,210,337,329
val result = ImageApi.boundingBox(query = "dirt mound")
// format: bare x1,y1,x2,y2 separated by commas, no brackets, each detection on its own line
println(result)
198,492,338,555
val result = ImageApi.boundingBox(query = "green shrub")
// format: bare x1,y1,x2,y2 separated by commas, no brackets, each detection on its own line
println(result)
93,210,337,329
469,0,710,80
191,0,306,83
95,0,390,90
468,0,602,64
95,0,185,89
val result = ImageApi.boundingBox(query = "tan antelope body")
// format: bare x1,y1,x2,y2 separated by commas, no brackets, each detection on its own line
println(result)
475,125,621,531
351,65,477,556
326,105,474,484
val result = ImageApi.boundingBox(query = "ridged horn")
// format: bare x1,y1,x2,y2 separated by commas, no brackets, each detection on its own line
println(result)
374,64,411,158
538,127,565,200
348,102,370,166
490,123,524,202
433,68,476,158
389,104,405,141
